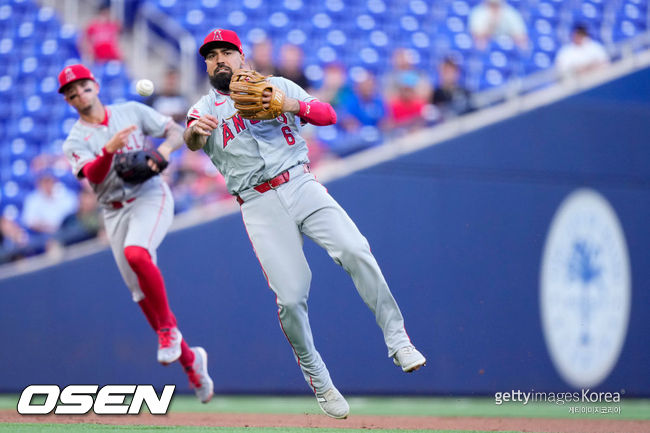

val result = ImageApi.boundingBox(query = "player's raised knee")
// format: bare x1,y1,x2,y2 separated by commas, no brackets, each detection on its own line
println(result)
276,285,309,312
124,245,152,271
335,236,371,265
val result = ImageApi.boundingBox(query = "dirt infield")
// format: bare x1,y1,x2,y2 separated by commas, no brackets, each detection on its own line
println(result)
2,410,650,432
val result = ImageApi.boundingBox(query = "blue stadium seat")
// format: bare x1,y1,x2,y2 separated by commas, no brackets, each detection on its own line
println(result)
1,186,27,215
36,5,59,30
182,9,205,33
574,2,604,26
622,2,646,24
451,32,475,53
155,0,185,17
479,68,507,90
11,159,32,187
531,17,556,37
612,18,644,41
524,51,554,74
0,74,12,97
0,4,14,28
535,2,561,23
445,15,466,33
9,0,34,14
531,33,559,57
57,24,78,51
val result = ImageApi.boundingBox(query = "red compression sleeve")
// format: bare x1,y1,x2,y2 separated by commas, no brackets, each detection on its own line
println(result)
298,100,337,126
81,147,114,184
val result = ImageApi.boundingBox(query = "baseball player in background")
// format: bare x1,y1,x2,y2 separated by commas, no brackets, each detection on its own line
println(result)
184,29,426,419
58,64,214,403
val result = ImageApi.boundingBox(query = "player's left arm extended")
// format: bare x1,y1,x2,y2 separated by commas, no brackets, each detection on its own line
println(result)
264,90,337,126
156,122,185,161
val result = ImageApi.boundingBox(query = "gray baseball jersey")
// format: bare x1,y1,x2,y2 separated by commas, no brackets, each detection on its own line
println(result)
62,101,175,302
62,101,172,206
186,77,316,195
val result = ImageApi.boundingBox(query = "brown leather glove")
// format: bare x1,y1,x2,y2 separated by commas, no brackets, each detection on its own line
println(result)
229,70,285,120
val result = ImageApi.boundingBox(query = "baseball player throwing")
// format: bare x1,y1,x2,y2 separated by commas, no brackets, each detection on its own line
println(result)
184,29,426,418
58,64,214,403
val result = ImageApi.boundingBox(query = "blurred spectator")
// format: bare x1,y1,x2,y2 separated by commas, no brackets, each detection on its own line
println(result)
301,128,332,167
55,184,105,247
21,170,78,236
250,39,275,75
274,44,310,90
0,216,29,263
81,3,123,63
387,71,428,132
312,62,353,109
469,0,528,50
330,70,387,155
555,24,609,78
432,57,473,118
383,48,431,101
340,70,386,132
145,68,189,124
169,150,230,213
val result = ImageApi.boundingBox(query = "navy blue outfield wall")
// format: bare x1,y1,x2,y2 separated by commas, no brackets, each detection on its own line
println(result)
1,68,649,396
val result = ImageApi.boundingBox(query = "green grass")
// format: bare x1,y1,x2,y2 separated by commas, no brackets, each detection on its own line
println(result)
1,394,648,433
162,395,650,420
2,394,649,419
0,426,517,433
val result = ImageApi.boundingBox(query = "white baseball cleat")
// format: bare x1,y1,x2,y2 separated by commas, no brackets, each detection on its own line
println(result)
157,327,182,365
393,345,426,373
189,347,214,403
316,387,350,419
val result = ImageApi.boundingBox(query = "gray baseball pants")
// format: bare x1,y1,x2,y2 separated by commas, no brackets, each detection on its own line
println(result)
239,165,411,393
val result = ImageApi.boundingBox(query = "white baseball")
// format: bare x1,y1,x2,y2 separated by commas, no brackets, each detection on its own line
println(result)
136,79,154,97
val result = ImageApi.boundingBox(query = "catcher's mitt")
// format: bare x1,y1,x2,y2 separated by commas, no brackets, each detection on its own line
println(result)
114,149,168,184
230,69,285,120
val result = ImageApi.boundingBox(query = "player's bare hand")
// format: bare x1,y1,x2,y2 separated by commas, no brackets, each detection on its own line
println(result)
148,159,160,172
281,97,300,114
147,147,170,172
105,125,137,153
192,114,219,136
262,89,272,109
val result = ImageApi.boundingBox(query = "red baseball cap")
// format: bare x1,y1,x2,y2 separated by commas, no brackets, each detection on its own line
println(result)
58,64,96,93
199,28,243,57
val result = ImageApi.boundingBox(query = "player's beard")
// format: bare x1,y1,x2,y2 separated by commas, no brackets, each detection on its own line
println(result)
78,102,94,116
210,66,232,93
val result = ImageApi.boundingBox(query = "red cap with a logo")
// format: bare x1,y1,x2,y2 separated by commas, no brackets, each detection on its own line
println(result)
58,64,96,93
199,29,243,57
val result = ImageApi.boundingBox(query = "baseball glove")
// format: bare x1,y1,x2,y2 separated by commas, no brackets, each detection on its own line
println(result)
114,149,168,184
230,69,285,120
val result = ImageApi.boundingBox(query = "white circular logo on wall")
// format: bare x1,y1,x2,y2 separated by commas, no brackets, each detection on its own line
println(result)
540,188,631,388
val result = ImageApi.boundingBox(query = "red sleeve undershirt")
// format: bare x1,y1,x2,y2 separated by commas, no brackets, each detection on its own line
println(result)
81,147,114,184
298,100,337,126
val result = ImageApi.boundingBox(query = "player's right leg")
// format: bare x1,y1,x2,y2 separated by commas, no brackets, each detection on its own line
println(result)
104,201,182,364
121,182,181,364
240,191,343,416
296,178,425,373
123,182,214,400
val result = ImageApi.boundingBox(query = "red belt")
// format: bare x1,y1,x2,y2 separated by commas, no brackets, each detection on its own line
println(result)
110,197,136,209
236,165,309,205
